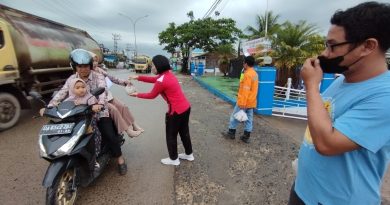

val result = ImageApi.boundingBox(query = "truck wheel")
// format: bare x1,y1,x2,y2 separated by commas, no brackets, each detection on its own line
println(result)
0,93,21,131
46,168,78,205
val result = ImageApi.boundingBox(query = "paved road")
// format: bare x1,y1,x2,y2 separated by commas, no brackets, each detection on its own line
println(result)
0,69,388,204
0,69,175,204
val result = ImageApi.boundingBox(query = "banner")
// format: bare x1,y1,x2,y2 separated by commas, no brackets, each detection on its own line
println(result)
241,37,272,56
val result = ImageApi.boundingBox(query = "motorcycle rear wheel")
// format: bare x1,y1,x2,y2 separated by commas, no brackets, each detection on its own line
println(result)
46,168,78,205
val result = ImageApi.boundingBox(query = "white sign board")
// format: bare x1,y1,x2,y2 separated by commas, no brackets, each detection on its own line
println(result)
242,37,272,56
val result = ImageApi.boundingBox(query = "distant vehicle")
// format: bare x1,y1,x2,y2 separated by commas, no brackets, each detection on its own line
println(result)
132,55,152,73
0,4,102,130
116,61,125,69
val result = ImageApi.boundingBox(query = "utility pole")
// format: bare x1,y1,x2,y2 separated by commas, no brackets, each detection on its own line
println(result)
118,13,148,58
112,33,121,54
125,43,133,59
265,0,269,38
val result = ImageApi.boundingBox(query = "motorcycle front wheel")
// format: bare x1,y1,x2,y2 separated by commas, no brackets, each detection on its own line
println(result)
46,168,78,205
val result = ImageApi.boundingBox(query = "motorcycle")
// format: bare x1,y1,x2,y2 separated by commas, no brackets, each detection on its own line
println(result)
30,88,124,205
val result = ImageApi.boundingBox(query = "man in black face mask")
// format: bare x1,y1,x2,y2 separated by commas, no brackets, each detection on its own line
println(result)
289,2,390,205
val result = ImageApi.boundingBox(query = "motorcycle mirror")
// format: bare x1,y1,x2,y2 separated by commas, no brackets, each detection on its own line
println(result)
29,91,42,99
29,91,47,106
91,87,105,97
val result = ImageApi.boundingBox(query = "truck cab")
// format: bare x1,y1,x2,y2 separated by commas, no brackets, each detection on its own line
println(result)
0,16,25,131
133,55,152,73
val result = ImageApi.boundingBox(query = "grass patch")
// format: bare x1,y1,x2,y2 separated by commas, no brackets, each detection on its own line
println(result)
197,76,239,99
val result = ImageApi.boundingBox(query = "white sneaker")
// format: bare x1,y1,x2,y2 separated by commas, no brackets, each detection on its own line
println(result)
178,153,194,161
161,157,180,166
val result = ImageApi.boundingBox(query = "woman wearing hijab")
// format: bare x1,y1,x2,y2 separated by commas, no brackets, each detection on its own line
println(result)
89,52,143,138
128,55,194,166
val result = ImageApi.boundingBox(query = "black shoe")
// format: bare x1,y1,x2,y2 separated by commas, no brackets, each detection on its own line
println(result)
118,162,127,175
222,129,236,139
240,131,251,143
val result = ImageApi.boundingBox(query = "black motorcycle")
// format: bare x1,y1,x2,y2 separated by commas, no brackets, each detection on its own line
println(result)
31,88,124,205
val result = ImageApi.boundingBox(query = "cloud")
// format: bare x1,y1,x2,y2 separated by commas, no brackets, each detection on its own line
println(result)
2,0,388,57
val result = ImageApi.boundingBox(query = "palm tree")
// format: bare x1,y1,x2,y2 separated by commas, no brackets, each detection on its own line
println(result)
270,20,324,86
246,11,280,39
215,44,236,76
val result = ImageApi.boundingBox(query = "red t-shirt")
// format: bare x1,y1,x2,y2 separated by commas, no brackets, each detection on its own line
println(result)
137,71,190,115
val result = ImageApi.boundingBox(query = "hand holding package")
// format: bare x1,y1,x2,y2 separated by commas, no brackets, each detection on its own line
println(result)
233,109,248,122
125,84,137,95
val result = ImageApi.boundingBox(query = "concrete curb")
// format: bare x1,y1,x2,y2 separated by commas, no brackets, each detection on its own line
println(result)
193,76,236,106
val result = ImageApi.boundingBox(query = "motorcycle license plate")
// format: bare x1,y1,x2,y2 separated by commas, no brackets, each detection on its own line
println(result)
40,123,75,136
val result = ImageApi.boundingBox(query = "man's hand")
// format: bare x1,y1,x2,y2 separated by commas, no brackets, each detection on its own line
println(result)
128,75,139,80
39,108,45,117
128,92,138,97
301,58,323,89
92,104,103,113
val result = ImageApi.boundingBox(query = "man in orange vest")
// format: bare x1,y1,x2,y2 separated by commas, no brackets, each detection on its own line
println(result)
222,56,258,143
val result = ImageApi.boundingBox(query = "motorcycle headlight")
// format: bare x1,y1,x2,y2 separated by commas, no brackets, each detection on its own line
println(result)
52,124,86,157
38,135,48,158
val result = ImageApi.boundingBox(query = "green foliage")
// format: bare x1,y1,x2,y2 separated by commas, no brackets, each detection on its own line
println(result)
269,20,325,86
246,11,281,39
158,14,242,73
158,22,178,54
215,44,236,76
270,20,324,70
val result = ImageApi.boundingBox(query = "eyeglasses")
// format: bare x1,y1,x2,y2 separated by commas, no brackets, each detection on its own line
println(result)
325,41,353,52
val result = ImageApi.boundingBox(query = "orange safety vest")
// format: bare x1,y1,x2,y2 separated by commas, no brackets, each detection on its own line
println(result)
237,67,258,108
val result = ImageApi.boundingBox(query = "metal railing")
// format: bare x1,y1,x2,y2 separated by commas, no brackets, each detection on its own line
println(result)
272,78,307,120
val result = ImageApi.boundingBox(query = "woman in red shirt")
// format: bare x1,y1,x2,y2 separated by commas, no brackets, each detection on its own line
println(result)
129,55,194,166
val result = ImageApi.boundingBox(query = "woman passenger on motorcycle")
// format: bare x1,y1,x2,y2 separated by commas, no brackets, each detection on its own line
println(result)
43,49,128,175
89,52,144,138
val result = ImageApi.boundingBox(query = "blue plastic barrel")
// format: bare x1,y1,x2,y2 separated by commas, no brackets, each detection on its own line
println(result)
197,62,204,76
190,62,195,74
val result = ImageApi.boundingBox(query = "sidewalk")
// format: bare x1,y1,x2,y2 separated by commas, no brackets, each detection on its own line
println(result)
194,75,390,204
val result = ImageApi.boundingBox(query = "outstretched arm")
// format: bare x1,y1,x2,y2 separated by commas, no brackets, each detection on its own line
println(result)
96,67,130,86
129,82,163,99
129,75,159,83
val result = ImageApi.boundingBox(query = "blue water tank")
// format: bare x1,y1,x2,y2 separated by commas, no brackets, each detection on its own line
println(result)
197,62,204,76
190,62,195,74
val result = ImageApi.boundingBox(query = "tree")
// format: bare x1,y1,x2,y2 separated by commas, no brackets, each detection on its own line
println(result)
158,22,178,54
246,11,280,39
187,11,194,20
270,20,325,86
158,15,242,73
215,44,236,76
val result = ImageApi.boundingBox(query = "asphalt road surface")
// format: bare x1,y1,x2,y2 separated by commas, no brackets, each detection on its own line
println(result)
0,69,388,204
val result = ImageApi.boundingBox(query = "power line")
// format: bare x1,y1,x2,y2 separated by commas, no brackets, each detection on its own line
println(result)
218,0,230,16
203,0,221,18
52,0,100,30
61,0,103,29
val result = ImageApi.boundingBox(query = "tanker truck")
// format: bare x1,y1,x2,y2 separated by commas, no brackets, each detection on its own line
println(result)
0,4,103,130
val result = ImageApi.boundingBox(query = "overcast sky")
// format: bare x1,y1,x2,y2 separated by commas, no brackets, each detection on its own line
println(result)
1,0,388,57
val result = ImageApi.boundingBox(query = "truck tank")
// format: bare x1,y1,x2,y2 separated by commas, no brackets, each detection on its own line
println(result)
0,4,102,73
0,4,103,130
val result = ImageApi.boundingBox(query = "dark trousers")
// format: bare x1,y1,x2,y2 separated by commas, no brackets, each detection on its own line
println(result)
288,183,305,205
165,107,193,160
97,117,122,158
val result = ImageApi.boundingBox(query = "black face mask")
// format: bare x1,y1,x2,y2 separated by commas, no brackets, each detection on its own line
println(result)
317,55,349,74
